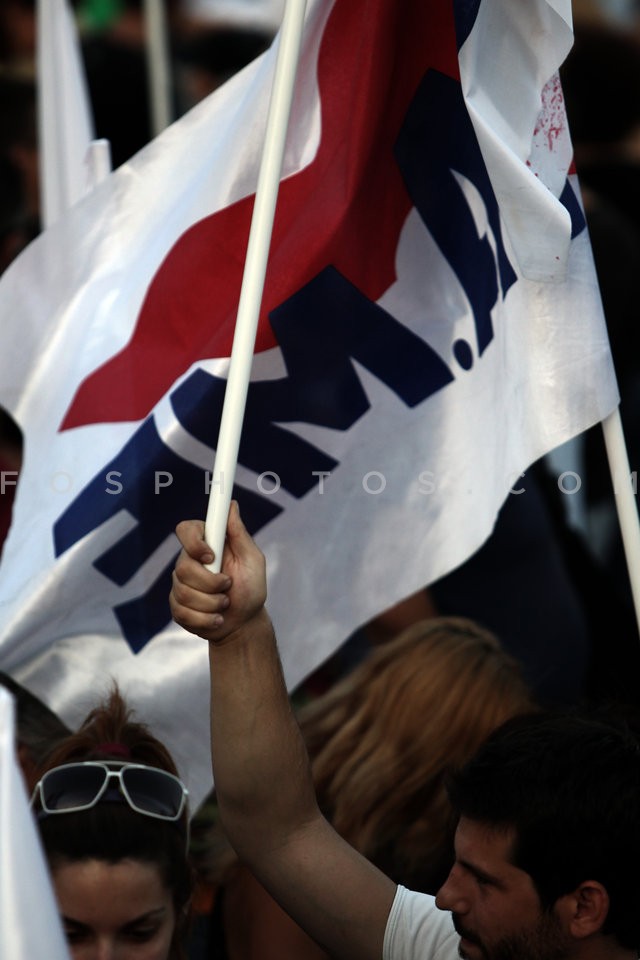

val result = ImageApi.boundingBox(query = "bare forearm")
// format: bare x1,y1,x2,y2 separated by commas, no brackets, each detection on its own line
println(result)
209,609,320,861
171,512,396,960
170,510,319,851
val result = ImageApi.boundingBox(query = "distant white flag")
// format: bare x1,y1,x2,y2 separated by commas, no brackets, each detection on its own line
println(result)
0,0,618,806
185,0,285,31
0,689,71,959
37,0,96,228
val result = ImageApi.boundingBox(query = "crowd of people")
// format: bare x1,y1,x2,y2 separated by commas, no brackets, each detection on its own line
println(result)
6,500,640,960
1,1,640,959
168,504,640,960
192,617,533,958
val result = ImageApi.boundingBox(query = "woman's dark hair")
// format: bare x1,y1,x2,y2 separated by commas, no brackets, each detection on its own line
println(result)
36,687,193,960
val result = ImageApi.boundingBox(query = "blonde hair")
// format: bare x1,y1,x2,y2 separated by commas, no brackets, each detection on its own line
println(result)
299,617,534,891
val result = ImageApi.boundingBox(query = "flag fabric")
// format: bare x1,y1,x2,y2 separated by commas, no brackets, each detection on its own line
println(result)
0,0,618,805
37,0,96,228
0,688,71,959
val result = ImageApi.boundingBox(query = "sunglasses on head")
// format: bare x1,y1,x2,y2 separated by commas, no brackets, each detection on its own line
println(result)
30,761,189,823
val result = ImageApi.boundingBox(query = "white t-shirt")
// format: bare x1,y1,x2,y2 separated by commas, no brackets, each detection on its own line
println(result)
383,885,459,960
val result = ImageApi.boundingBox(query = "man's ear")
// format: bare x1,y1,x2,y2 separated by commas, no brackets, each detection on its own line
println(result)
555,881,609,939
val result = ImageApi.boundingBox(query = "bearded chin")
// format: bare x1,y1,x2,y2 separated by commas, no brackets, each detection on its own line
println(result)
454,911,569,960
484,916,569,960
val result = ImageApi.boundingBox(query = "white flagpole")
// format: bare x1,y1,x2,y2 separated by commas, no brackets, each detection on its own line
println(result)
204,0,308,570
601,408,640,633
144,0,173,137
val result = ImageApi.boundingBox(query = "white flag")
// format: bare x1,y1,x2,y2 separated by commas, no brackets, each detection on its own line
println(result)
37,0,96,227
184,0,285,31
0,0,618,805
0,688,71,959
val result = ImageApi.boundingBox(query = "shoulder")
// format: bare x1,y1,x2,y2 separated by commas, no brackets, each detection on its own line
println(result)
383,886,458,960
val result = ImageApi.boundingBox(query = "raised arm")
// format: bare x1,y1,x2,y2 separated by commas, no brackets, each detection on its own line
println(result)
169,503,396,960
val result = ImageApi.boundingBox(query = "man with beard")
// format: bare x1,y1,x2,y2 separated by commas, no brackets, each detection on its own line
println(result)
433,708,639,960
169,503,640,960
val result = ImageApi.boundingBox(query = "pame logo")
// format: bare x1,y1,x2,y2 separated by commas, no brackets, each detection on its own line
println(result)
54,70,585,652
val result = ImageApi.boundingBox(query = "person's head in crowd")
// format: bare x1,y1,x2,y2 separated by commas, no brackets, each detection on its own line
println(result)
0,672,70,791
31,686,193,960
297,617,535,893
438,709,640,956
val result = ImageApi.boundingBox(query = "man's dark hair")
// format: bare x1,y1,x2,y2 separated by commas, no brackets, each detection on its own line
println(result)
447,709,640,949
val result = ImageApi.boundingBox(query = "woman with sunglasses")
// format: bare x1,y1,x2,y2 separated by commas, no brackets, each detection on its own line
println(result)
30,687,192,960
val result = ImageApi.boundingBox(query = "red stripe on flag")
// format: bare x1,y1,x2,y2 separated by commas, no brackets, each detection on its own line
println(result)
61,0,458,429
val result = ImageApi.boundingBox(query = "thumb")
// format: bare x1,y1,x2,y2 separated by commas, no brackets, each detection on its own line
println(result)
226,500,251,556
227,499,245,537
226,500,265,570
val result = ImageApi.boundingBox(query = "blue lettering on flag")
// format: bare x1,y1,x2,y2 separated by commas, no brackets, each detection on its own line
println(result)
395,69,517,360
53,418,280,650
173,266,455,499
